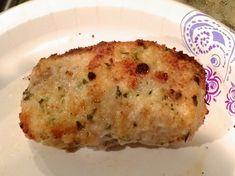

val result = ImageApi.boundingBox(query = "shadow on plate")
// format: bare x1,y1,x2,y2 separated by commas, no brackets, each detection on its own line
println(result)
29,138,235,176
28,109,235,176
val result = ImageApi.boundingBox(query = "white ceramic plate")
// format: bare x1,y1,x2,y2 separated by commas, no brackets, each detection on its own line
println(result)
0,0,235,175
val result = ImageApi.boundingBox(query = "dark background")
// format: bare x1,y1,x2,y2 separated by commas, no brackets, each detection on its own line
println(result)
0,0,29,12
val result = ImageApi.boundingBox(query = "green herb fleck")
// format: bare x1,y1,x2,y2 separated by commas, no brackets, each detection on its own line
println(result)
105,63,111,69
82,79,88,84
78,79,88,88
76,121,84,130
23,89,32,101
47,118,55,124
175,92,182,100
193,74,200,85
58,86,62,90
39,98,44,104
87,114,93,121
86,108,96,121
133,122,137,127
160,87,166,92
134,52,139,60
123,92,128,98
105,124,112,130
116,86,122,98
133,47,144,60
121,136,130,141
162,95,168,100
170,104,175,111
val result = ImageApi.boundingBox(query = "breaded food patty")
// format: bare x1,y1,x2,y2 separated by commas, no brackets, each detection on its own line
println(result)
19,40,207,151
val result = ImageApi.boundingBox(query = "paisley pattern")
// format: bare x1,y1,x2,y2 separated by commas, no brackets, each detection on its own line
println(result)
181,10,235,116
205,66,222,104
225,83,235,116
181,11,235,82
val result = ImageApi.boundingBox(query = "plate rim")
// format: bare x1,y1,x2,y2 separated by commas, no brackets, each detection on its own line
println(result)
0,0,196,35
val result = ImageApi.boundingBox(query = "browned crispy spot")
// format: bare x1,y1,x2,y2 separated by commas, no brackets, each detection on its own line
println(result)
116,103,133,138
193,74,200,85
193,73,205,89
167,55,182,69
121,59,139,89
170,50,205,89
154,71,168,83
138,106,151,127
136,39,146,48
19,113,34,139
112,59,138,89
140,106,151,117
192,95,198,106
128,78,138,89
167,89,182,100
94,42,114,55
88,72,96,81
65,70,73,77
122,59,137,76
87,83,105,103
136,63,149,74
34,63,52,79
70,100,86,116
88,54,103,70
51,123,77,139
76,121,84,130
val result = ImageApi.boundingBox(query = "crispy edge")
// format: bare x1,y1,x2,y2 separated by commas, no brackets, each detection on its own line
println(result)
19,112,34,139
35,40,205,88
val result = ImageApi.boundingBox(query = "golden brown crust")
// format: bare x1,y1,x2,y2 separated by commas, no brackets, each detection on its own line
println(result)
19,112,34,139
20,40,207,151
